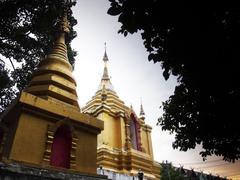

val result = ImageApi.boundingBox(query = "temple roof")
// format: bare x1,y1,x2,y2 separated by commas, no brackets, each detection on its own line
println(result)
82,45,128,114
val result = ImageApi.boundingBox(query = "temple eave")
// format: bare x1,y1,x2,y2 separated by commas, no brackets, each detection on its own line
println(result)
18,92,104,132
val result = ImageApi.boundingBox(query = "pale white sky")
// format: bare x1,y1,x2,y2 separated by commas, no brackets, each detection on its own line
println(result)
71,0,240,178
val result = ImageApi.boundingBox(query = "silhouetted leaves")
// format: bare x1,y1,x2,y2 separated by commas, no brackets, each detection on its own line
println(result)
107,6,122,16
107,0,240,161
0,61,15,112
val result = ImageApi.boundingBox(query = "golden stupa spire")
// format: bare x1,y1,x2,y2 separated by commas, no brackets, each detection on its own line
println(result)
97,43,115,93
24,10,79,109
102,42,110,80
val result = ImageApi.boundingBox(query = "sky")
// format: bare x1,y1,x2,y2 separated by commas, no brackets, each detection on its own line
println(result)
71,1,240,178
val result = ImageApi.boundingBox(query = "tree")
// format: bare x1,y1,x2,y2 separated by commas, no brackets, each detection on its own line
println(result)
0,61,15,112
0,0,77,113
160,162,187,180
107,0,240,161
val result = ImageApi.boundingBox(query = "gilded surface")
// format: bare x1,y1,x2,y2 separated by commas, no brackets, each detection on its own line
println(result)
0,13,104,175
82,50,160,179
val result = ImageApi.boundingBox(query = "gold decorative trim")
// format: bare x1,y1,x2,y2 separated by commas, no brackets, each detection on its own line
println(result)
124,112,131,150
42,127,54,165
42,120,78,169
70,135,77,168
124,110,143,151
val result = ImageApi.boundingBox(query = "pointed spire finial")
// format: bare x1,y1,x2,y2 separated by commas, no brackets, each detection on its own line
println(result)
97,43,115,92
140,99,145,120
102,42,110,80
57,1,72,35
103,42,108,62
59,13,70,34
54,6,71,45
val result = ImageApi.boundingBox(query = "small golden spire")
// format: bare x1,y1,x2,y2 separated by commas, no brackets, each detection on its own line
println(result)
102,42,109,79
97,43,115,92
140,99,145,120
59,13,70,34
54,13,70,45
103,42,108,62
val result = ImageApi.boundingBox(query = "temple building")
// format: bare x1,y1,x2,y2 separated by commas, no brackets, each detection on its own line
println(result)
82,47,161,179
0,12,106,180
0,3,160,179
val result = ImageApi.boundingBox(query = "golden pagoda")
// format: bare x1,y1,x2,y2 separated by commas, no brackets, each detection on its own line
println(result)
0,9,105,179
82,46,161,179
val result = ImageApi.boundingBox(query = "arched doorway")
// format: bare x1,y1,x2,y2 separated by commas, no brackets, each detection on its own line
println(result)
50,125,72,168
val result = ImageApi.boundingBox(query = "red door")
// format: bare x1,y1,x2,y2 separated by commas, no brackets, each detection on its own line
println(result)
50,125,72,168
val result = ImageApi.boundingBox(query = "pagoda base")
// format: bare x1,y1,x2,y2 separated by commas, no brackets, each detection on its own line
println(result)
0,161,108,180
97,146,160,179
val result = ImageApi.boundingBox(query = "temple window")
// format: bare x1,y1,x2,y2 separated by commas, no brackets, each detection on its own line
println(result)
130,114,141,151
50,125,72,168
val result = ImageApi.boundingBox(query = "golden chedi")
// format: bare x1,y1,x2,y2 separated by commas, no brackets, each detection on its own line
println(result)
0,13,104,178
82,45,160,179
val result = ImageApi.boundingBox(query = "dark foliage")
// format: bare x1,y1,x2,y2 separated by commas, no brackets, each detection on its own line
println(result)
161,162,228,180
0,0,77,113
107,0,240,161
160,162,187,180
0,61,15,112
